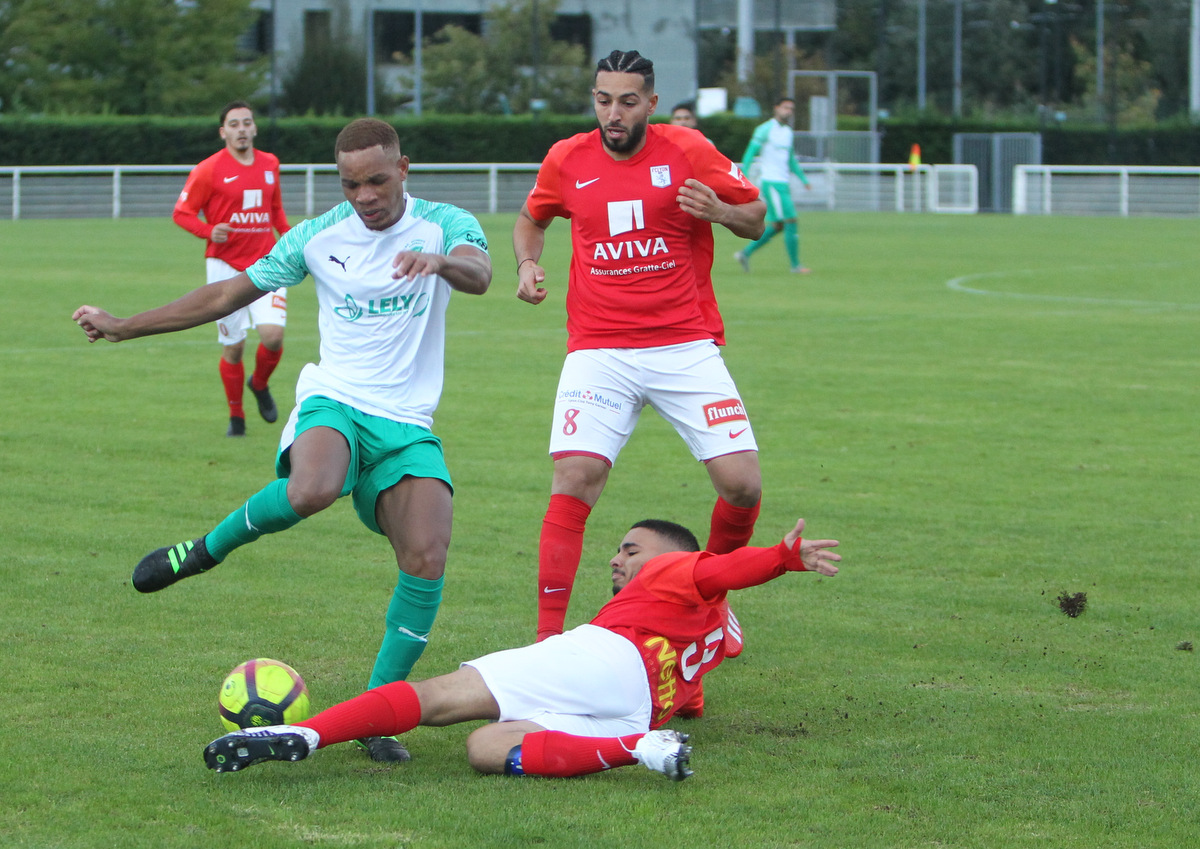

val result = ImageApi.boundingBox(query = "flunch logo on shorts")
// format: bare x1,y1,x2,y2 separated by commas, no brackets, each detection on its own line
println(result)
703,398,747,427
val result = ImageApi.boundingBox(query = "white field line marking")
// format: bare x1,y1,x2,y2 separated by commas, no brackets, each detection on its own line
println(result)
946,265,1200,310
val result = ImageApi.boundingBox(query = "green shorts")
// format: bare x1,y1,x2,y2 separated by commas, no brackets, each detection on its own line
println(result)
760,180,798,224
276,395,453,535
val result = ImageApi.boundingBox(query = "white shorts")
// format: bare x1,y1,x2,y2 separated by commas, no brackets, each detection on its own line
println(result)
206,257,287,347
462,624,652,737
548,339,758,464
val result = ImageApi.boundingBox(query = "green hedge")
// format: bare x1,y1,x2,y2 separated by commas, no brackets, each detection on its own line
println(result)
2,113,1198,167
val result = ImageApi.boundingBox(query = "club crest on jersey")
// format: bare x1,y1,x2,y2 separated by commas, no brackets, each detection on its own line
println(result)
703,398,747,426
265,171,275,185
650,165,671,188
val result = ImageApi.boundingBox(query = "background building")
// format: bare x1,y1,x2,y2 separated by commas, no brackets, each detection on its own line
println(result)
253,0,836,115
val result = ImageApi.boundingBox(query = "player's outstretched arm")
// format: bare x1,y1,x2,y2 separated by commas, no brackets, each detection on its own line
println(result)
72,274,265,343
513,204,551,305
676,179,765,240
784,518,841,576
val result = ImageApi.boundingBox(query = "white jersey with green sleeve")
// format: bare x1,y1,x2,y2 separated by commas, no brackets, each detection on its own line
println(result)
245,194,488,430
742,119,810,186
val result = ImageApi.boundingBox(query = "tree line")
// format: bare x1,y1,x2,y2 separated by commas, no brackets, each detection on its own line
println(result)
0,0,1192,125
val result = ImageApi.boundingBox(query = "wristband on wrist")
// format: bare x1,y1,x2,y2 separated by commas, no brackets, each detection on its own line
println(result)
517,257,537,271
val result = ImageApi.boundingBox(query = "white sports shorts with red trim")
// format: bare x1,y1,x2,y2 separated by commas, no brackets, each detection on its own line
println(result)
463,624,652,737
548,339,758,464
206,257,287,347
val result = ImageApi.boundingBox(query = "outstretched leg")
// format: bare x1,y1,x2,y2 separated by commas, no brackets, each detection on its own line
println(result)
132,427,348,593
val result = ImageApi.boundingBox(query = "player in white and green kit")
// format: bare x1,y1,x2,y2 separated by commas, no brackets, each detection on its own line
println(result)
735,97,812,273
73,119,492,763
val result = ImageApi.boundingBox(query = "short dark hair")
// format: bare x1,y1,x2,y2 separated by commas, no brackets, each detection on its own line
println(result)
629,519,700,553
595,49,654,92
335,118,401,158
775,96,796,107
220,100,253,125
672,101,696,114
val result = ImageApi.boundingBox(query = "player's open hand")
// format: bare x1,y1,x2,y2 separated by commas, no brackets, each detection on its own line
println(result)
784,518,841,576
516,261,548,305
72,305,125,343
392,250,446,280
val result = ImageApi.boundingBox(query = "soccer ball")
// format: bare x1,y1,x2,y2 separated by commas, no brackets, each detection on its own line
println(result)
218,658,312,732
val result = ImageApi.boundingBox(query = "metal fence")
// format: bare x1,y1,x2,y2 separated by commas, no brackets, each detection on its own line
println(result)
0,163,542,221
0,161,978,220
1012,165,1200,217
953,133,1042,213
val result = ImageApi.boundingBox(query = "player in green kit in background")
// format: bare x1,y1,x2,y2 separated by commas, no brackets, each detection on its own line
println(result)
73,118,492,764
734,97,813,274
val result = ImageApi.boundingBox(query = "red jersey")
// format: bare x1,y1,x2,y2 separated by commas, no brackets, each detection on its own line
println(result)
525,124,759,352
173,148,290,272
589,538,808,729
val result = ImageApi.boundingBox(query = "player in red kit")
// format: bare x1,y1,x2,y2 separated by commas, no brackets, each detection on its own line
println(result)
173,100,291,437
201,516,841,780
511,50,769,699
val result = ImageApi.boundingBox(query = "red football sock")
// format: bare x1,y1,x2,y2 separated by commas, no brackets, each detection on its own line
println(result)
519,730,642,777
297,681,421,749
219,358,245,419
251,343,283,391
536,494,592,641
706,496,761,554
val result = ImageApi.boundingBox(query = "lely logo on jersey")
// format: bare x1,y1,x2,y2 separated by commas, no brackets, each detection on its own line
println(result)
595,199,668,261
333,291,430,322
703,398,747,427
334,295,364,322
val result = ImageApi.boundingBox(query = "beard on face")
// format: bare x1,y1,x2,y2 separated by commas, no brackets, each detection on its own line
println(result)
600,118,647,155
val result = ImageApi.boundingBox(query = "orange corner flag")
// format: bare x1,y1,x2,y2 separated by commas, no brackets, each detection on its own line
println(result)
908,144,922,171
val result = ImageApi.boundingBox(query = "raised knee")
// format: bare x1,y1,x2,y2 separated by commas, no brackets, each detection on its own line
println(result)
395,545,448,581
285,481,340,517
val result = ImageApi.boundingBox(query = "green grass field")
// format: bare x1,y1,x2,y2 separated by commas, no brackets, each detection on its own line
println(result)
2,211,1197,848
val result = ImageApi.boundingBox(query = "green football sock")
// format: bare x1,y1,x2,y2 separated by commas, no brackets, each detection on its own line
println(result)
368,571,444,689
784,221,800,267
742,226,777,258
205,478,304,562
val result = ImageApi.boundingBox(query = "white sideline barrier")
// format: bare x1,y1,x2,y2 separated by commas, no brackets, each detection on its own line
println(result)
1013,165,1200,217
0,162,979,220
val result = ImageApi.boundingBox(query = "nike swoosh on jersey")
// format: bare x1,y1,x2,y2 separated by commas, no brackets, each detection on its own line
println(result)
223,176,239,183
575,178,600,189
